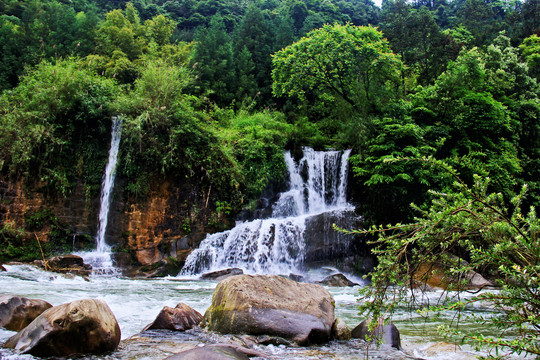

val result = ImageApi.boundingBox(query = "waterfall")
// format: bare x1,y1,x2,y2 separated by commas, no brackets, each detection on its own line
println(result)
180,147,354,276
96,116,123,253
77,116,122,273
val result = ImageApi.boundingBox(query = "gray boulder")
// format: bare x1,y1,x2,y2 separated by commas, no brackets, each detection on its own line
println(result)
4,298,121,357
0,295,53,331
143,303,202,331
351,319,401,349
202,274,335,345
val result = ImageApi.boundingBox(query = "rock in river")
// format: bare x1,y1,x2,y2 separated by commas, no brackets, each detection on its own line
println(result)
316,273,358,287
0,295,53,332
202,274,335,345
143,303,202,331
4,298,121,357
351,319,401,349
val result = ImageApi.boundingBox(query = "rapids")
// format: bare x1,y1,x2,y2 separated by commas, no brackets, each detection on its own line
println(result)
0,265,516,360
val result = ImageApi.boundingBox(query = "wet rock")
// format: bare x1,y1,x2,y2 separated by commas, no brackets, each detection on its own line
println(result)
202,274,335,345
316,273,358,287
143,303,202,331
0,265,6,271
351,319,401,349
165,344,250,360
35,254,92,277
288,273,304,282
332,318,351,340
413,261,494,290
423,342,477,359
0,295,53,331
4,298,121,357
256,335,292,346
200,268,243,281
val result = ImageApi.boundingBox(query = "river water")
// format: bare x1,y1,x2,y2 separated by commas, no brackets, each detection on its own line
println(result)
0,264,513,360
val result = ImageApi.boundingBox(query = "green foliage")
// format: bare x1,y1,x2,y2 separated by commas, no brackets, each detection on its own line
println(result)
272,23,403,116
342,158,540,357
0,58,119,196
218,110,293,199
520,34,540,81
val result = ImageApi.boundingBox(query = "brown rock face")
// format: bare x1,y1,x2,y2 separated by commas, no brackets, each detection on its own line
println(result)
143,303,202,331
202,275,335,345
0,295,53,331
413,261,494,290
4,299,121,357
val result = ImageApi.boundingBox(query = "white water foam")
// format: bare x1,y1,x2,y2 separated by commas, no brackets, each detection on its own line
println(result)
180,147,353,276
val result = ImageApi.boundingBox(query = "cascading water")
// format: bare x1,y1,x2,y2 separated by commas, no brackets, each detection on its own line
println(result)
77,116,122,273
180,147,354,276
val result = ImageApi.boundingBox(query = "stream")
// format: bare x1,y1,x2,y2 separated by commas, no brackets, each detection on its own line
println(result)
0,264,515,360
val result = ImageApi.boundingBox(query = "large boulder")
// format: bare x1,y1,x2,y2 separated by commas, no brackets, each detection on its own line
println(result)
351,319,401,349
202,274,335,345
143,303,202,331
0,295,53,331
4,299,121,357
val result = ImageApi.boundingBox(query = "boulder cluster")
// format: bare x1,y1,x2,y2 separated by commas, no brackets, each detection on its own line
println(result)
1,271,402,359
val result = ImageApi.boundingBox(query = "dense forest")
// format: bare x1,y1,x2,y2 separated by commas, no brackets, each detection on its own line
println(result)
0,0,539,355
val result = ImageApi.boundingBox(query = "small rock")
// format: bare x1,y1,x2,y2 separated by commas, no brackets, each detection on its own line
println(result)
0,265,6,272
351,319,401,349
164,344,249,360
200,268,244,281
256,335,292,346
288,273,304,282
37,255,92,277
143,303,202,331
4,298,121,357
0,295,53,331
332,318,351,341
423,342,477,359
316,273,358,287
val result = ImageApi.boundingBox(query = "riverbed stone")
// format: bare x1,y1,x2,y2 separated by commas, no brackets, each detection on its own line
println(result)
35,254,92,277
332,317,351,340
0,295,53,331
165,344,250,360
316,273,359,287
202,274,335,345
413,261,494,290
351,319,401,349
143,303,202,331
200,268,243,281
4,298,121,357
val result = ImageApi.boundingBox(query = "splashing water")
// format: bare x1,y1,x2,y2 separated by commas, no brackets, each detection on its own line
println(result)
180,147,354,276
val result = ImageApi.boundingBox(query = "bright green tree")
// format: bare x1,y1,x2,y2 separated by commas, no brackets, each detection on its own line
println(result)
272,23,403,116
